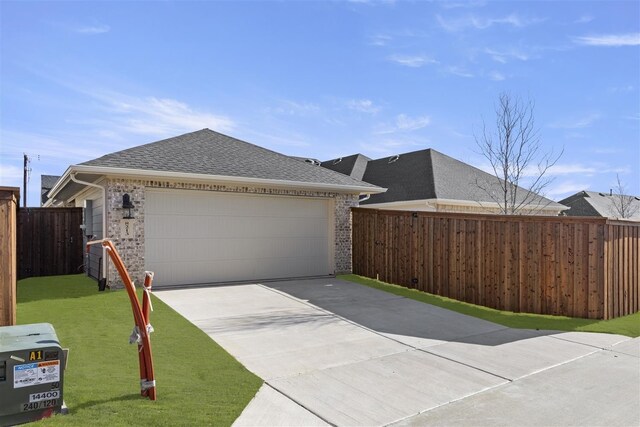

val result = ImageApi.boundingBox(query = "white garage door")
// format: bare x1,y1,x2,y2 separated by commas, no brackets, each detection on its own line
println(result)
145,189,334,287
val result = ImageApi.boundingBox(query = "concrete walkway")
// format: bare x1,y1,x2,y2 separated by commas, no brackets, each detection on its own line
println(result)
155,278,639,426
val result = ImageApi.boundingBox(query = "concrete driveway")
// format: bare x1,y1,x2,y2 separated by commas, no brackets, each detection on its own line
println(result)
155,278,639,426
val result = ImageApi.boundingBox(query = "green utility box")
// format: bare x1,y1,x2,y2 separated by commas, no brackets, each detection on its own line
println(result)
0,323,66,425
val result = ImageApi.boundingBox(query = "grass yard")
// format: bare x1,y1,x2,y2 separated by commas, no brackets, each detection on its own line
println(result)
339,274,640,337
16,274,262,426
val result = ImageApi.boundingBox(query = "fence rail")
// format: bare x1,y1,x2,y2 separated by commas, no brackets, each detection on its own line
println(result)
352,208,639,319
18,208,84,279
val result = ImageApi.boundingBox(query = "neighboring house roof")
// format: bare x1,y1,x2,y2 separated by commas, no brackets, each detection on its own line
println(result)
40,175,61,206
289,156,322,165
46,129,383,205
559,190,640,220
321,154,371,181
329,148,564,211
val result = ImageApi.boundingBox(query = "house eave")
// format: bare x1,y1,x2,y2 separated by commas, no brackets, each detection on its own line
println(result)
361,197,567,212
432,197,568,211
46,165,386,204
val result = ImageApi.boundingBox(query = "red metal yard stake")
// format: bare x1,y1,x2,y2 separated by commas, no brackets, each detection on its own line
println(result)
140,271,156,400
86,239,157,401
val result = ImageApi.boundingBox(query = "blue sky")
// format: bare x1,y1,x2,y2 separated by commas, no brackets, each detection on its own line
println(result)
1,0,638,207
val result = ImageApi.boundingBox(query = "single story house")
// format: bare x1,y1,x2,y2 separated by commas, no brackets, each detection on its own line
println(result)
559,190,640,221
45,129,384,288
322,149,567,216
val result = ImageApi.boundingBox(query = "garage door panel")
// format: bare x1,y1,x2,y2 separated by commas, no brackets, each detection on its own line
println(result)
145,190,333,286
148,236,328,264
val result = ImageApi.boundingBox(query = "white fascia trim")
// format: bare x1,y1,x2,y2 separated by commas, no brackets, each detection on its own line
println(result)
360,199,434,209
361,198,564,212
64,165,386,195
434,197,566,211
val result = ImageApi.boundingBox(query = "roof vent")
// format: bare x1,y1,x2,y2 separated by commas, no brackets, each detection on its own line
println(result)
305,159,320,166
598,192,607,197
388,154,400,164
332,157,343,165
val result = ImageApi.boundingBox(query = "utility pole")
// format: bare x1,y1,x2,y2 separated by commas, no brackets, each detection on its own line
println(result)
23,154,28,207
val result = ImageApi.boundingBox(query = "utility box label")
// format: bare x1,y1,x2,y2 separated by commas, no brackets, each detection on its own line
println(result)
14,361,60,388
29,390,60,403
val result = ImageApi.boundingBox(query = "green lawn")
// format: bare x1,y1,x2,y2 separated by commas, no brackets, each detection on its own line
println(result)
339,274,640,337
16,274,262,426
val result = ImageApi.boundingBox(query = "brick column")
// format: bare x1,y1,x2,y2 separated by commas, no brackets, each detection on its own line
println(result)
334,193,359,274
105,179,145,287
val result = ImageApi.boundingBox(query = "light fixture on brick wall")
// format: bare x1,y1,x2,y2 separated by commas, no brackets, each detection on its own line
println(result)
122,194,134,219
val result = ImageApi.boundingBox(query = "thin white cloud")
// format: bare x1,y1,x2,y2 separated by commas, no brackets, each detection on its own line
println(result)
546,180,591,199
270,100,320,116
387,54,438,68
347,99,381,114
0,164,24,182
547,163,629,176
73,24,110,34
396,114,430,131
21,71,236,137
374,114,431,134
484,47,531,63
591,147,622,154
574,15,594,24
488,71,506,81
444,65,474,78
607,85,635,94
347,0,397,5
359,137,424,155
471,161,629,183
437,13,543,32
573,33,640,47
1,130,107,162
549,113,601,129
240,129,311,149
440,1,487,9
369,34,392,47
96,93,236,136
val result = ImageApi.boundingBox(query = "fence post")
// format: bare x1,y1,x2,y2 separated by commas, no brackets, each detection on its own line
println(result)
0,187,20,326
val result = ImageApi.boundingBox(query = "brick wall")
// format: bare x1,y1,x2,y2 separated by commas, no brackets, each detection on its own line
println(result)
103,178,358,287
334,193,359,274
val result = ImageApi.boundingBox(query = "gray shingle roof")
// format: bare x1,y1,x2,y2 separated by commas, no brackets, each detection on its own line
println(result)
321,154,371,181
41,175,61,190
41,175,61,206
80,129,380,189
559,190,640,220
356,148,563,209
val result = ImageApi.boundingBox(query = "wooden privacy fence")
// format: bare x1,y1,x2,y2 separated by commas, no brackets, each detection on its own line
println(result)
1,187,20,326
18,208,84,279
352,208,639,320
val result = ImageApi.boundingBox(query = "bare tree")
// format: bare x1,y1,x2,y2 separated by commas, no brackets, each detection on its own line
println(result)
475,92,563,215
609,174,639,219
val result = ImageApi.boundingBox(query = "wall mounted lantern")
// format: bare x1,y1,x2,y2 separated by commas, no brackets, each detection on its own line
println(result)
122,194,135,219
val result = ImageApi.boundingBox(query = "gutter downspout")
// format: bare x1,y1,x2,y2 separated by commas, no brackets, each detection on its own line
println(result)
70,173,107,284
358,194,371,203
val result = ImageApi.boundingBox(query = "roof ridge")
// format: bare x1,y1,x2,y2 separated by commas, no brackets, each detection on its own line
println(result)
78,128,381,190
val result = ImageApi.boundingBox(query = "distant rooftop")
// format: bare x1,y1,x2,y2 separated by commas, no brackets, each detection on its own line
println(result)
321,148,564,210
559,190,640,220
41,174,61,206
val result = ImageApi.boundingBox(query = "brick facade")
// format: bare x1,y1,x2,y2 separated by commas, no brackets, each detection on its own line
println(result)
102,178,358,287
